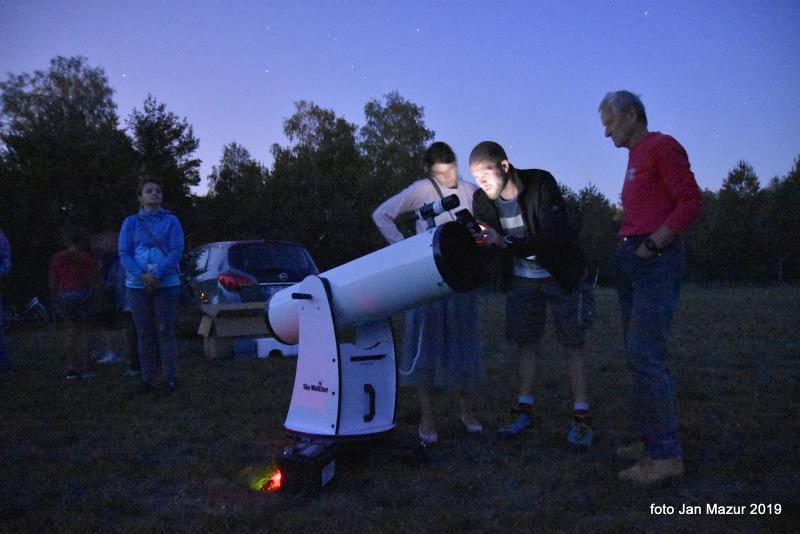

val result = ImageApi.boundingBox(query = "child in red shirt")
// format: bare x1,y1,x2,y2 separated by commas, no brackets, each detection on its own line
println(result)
49,226,98,379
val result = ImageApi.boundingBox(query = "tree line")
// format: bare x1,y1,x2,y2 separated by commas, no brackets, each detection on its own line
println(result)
1,56,798,305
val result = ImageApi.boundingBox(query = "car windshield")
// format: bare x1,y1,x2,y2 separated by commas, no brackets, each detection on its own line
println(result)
228,242,316,282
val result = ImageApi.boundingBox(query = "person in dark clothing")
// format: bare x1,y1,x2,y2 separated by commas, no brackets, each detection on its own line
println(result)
92,231,141,376
0,229,11,373
469,141,594,448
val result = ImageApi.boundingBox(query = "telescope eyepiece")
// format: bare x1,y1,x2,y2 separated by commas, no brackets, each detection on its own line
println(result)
415,194,460,221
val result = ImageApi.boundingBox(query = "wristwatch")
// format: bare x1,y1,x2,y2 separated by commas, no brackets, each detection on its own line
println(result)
643,237,661,255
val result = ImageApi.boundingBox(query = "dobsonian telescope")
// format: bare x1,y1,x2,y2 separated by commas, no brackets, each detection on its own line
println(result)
266,195,484,438
264,195,485,492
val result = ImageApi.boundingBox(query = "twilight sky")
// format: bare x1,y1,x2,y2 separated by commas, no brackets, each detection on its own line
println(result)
1,0,798,203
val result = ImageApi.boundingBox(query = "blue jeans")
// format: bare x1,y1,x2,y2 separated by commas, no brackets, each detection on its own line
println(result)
127,286,180,385
615,240,685,459
0,297,10,371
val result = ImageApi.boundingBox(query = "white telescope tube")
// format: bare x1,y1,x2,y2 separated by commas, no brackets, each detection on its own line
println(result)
267,221,484,345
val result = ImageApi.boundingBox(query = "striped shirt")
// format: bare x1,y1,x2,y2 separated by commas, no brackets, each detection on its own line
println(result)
496,196,550,279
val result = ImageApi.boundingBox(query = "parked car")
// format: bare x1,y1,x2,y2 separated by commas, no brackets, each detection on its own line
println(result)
182,240,318,305
176,240,318,340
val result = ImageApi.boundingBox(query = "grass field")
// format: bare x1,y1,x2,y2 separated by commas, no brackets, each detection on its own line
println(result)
1,284,798,532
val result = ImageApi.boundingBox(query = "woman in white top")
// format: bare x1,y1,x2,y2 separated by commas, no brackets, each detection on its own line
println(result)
372,142,483,446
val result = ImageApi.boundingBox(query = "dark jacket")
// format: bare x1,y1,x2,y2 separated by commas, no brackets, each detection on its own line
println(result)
472,167,585,292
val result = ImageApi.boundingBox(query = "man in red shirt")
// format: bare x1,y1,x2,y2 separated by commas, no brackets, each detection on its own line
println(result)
599,90,702,485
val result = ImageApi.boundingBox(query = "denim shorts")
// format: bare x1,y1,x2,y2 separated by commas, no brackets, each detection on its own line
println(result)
55,288,95,321
505,276,591,347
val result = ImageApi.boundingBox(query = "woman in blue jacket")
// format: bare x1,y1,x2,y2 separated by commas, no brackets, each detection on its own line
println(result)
119,177,184,396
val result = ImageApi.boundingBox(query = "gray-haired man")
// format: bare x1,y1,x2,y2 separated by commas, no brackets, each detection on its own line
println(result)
599,90,702,484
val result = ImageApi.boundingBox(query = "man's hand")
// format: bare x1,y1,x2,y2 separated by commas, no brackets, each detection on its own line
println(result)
469,222,487,246
473,222,506,248
635,226,676,258
634,243,657,259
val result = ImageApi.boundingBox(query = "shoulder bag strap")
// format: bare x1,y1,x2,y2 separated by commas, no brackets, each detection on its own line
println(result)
137,215,168,255
426,177,455,221
426,176,445,200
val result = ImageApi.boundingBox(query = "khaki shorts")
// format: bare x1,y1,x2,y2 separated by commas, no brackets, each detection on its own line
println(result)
505,276,592,347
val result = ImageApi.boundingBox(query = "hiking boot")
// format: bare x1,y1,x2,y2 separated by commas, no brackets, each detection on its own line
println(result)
616,440,645,461
567,415,594,449
496,413,533,439
618,457,684,485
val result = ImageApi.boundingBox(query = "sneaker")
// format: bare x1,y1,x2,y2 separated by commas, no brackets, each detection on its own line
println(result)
97,352,121,364
123,368,141,377
618,457,684,485
65,370,80,380
460,416,484,434
418,425,439,446
616,440,645,461
567,415,594,449
80,371,96,379
496,413,533,439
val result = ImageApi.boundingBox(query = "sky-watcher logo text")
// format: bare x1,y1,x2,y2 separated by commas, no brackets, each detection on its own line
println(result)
303,382,329,393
